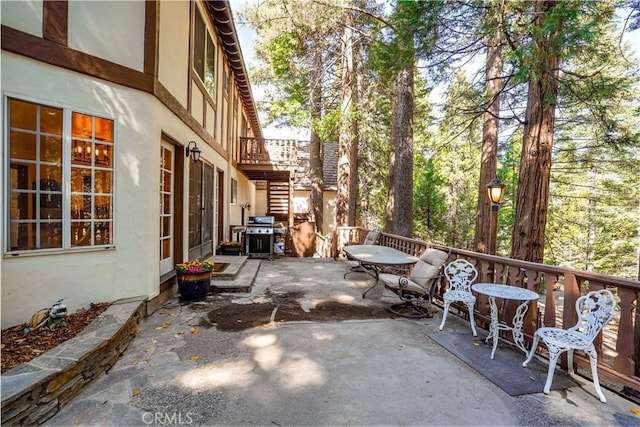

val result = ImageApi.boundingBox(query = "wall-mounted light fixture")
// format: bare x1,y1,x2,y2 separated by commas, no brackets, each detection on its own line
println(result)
185,141,201,163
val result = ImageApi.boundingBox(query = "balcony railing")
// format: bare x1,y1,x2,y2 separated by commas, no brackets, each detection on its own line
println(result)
239,137,298,166
334,226,640,393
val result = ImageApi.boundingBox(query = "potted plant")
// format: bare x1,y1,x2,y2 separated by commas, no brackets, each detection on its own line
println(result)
175,259,214,300
219,240,242,255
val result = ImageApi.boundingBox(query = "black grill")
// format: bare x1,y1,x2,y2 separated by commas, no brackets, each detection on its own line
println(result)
245,216,274,259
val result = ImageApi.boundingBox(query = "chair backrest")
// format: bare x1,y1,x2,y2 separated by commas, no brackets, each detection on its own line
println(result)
443,259,478,293
409,248,449,288
569,289,616,342
363,230,381,245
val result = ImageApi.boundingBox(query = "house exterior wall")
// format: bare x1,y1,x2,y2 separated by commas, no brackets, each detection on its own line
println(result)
67,1,145,72
0,0,259,328
158,0,190,108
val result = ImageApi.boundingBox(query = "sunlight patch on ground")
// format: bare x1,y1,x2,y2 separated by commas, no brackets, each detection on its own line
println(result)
178,360,257,391
311,331,335,341
242,333,278,348
277,354,326,389
253,345,284,370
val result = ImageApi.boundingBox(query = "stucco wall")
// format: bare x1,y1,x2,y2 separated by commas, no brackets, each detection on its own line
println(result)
68,1,145,72
0,0,43,37
158,0,190,108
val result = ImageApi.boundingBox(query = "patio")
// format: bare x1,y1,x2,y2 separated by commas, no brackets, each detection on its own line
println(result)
46,258,639,426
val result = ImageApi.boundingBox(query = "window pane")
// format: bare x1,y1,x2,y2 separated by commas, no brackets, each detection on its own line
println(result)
41,222,62,249
95,143,112,167
41,135,62,163
95,170,112,193
72,112,92,138
95,117,113,142
40,106,63,135
162,147,172,170
40,165,62,186
162,216,170,236
71,194,84,219
95,222,111,245
71,222,92,247
162,170,171,192
193,10,205,81
161,239,170,259
163,194,171,214
72,139,92,165
95,195,112,219
10,99,37,130
205,33,215,97
71,167,92,192
10,131,37,160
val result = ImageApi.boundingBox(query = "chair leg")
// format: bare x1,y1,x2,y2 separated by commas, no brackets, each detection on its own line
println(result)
543,348,562,394
567,349,575,377
587,348,607,403
439,302,451,331
466,302,478,337
522,335,540,367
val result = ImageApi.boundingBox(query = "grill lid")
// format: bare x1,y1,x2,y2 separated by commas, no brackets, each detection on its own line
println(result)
247,216,275,226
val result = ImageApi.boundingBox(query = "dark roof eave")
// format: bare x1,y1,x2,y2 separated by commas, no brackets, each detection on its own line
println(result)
205,1,263,139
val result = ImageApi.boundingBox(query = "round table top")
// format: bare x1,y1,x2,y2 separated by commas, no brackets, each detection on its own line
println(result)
343,245,418,266
471,283,539,301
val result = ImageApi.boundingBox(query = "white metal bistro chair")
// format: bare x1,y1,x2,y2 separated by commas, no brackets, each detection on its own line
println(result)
522,289,616,403
438,259,478,336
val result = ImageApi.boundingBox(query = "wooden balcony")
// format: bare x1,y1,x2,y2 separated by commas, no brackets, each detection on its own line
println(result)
239,137,298,181
334,226,640,394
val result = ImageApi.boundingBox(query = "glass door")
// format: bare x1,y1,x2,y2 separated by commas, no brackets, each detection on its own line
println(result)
159,142,174,275
188,160,214,259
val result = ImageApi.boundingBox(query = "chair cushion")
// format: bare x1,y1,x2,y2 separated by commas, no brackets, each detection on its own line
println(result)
421,248,449,266
379,273,427,296
409,261,440,287
363,230,381,245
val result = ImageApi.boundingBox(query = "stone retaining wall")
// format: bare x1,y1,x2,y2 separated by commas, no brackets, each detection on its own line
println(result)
1,298,146,425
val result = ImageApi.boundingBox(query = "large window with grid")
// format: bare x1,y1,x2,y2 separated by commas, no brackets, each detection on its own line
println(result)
5,97,115,253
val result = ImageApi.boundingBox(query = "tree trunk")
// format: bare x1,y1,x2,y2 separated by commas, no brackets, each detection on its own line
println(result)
474,17,502,254
336,8,354,227
310,50,324,235
510,0,561,263
385,65,414,237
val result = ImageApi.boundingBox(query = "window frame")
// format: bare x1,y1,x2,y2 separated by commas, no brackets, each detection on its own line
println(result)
3,94,116,256
193,6,216,101
230,178,238,205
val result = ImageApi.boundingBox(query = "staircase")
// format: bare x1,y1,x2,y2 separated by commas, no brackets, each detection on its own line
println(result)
267,181,290,223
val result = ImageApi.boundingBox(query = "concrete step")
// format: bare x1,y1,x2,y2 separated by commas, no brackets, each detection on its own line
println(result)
211,259,260,293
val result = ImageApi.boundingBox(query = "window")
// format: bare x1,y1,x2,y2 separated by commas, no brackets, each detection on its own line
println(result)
230,178,237,205
6,97,114,252
193,8,216,98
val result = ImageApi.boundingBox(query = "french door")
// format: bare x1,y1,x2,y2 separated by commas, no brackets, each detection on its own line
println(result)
159,142,174,276
188,160,214,259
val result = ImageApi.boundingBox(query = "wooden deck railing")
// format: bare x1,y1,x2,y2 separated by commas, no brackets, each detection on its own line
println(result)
334,226,640,392
239,137,298,166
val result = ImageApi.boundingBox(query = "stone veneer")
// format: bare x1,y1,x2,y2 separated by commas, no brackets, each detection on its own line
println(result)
1,297,146,425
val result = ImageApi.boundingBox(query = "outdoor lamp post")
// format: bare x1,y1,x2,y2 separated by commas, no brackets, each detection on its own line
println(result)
486,177,505,255
185,141,201,163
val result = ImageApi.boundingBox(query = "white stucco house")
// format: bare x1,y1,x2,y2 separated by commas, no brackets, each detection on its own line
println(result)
1,0,270,327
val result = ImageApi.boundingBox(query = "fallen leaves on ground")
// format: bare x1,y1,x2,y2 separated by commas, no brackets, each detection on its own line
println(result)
1,302,111,373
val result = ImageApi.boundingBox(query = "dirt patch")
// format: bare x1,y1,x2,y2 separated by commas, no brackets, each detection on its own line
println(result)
207,291,395,331
1,302,111,373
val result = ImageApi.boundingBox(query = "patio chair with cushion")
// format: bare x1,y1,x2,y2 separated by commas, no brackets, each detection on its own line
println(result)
522,289,616,403
438,259,479,336
343,230,381,278
379,247,450,318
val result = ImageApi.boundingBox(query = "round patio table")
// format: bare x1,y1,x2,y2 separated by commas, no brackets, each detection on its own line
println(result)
471,283,540,359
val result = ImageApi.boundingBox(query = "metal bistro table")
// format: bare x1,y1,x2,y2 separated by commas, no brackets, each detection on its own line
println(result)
342,245,419,298
471,283,540,359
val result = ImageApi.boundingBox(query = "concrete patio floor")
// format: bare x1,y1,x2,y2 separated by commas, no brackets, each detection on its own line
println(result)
48,258,639,426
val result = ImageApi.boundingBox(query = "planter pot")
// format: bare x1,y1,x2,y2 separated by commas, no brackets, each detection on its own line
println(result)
220,246,242,256
176,271,212,300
